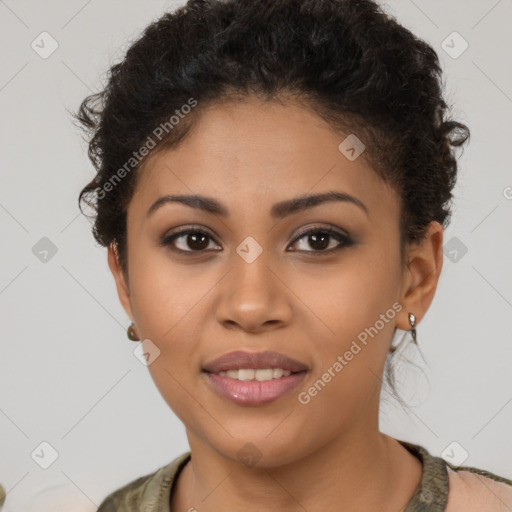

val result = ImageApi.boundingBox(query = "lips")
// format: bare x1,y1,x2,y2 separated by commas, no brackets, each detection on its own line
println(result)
205,372,307,406
202,350,309,374
202,350,309,406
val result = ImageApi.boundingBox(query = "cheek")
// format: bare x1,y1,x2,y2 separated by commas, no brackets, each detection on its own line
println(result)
291,242,402,396
146,356,191,413
128,247,214,340
295,290,399,432
127,256,211,402
293,251,401,349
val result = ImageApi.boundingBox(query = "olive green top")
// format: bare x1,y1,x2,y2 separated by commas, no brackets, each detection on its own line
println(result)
96,440,512,511
0,483,6,508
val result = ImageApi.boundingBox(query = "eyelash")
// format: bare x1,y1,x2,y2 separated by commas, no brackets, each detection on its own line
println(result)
160,224,354,256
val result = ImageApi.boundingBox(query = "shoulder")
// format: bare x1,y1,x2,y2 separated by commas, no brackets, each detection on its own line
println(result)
398,439,512,512
444,463,512,512
96,452,191,512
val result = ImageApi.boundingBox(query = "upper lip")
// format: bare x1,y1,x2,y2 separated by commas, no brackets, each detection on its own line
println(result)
203,350,309,374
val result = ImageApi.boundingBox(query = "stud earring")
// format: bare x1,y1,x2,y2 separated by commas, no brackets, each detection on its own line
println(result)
408,313,417,344
127,322,140,341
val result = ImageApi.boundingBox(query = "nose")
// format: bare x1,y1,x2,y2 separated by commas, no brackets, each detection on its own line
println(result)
214,249,293,333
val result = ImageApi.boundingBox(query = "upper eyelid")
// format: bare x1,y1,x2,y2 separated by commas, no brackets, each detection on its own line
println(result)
291,224,348,240
164,225,219,242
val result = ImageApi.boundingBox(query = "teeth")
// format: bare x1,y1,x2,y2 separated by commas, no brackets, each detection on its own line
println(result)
216,368,293,381
255,369,274,381
273,368,284,378
238,369,255,381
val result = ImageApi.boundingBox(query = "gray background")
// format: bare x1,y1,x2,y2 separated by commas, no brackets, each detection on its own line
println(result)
1,0,511,510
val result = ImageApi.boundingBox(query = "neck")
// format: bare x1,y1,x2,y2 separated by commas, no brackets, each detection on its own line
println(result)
171,404,422,511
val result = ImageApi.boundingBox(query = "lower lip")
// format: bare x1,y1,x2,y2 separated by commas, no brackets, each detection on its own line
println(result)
204,371,307,406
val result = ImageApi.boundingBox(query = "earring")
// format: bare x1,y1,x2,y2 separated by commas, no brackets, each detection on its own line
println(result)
408,313,417,344
127,322,140,341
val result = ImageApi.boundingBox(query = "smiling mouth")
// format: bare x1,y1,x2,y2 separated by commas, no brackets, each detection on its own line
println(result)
201,349,309,406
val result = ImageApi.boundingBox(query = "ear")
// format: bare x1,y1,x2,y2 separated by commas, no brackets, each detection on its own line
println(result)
397,221,444,330
107,242,134,321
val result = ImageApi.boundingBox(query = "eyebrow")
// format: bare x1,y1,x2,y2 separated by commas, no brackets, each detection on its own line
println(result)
146,190,369,219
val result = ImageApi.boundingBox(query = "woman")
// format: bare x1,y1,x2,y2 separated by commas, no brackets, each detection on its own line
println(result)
75,0,512,510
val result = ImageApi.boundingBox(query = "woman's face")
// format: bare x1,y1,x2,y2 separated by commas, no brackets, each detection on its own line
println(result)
109,96,440,467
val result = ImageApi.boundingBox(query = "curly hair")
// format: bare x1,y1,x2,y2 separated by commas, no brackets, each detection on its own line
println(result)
74,0,470,405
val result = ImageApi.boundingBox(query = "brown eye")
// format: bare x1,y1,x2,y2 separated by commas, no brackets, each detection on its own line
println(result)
289,226,353,254
161,228,221,253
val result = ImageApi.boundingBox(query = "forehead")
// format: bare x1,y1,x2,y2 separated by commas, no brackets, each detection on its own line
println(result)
129,97,398,221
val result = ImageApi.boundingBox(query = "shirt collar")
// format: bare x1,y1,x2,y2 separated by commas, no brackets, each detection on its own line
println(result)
400,440,449,511
145,440,448,511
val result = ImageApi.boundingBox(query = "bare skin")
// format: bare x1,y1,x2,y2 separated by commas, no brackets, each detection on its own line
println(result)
108,95,443,511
